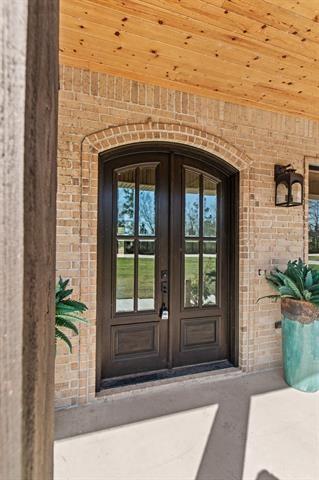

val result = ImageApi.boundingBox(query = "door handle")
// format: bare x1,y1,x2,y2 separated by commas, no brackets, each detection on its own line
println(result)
160,303,169,320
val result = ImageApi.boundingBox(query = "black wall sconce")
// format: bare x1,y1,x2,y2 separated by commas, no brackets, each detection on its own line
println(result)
274,164,304,207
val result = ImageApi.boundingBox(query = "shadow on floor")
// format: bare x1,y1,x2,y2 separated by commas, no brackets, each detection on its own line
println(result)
56,369,292,480
255,470,280,480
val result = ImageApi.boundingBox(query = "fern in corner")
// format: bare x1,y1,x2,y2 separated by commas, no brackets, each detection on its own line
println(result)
56,277,88,352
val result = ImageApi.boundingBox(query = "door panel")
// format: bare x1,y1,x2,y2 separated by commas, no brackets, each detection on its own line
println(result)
170,154,229,367
98,145,236,381
111,322,159,360
181,317,218,351
99,152,169,378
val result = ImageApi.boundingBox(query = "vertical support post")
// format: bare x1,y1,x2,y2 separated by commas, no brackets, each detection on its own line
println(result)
0,0,59,478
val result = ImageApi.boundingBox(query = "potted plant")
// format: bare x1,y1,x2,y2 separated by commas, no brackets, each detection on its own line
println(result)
259,259,319,392
55,277,88,352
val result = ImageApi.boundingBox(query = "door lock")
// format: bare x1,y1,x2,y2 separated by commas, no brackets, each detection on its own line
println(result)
161,281,168,294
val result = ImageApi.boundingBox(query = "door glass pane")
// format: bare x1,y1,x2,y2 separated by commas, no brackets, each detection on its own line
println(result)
203,241,217,306
138,240,155,310
308,167,319,268
117,169,135,235
139,167,156,236
185,170,200,237
203,177,217,237
116,239,134,312
184,240,199,307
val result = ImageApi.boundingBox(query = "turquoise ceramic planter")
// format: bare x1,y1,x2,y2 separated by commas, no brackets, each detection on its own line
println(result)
282,298,319,392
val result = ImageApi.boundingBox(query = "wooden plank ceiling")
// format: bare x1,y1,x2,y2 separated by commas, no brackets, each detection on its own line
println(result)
60,0,319,120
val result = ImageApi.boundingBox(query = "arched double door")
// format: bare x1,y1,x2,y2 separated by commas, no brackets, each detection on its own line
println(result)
97,143,238,383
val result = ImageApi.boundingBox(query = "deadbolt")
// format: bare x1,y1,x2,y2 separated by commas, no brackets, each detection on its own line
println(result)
161,281,168,294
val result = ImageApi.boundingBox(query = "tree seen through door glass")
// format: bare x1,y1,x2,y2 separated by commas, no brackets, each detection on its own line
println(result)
184,168,218,308
117,169,135,235
139,167,156,236
116,165,157,313
203,177,217,236
185,170,200,237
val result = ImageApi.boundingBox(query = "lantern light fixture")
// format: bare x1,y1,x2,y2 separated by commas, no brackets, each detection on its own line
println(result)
274,164,304,207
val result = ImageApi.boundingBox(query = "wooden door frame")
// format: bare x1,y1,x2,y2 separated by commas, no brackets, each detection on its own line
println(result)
96,142,239,391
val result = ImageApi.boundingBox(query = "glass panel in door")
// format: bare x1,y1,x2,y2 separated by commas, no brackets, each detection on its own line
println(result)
117,169,135,236
309,167,319,268
115,165,157,313
138,240,155,310
116,239,135,312
183,168,218,308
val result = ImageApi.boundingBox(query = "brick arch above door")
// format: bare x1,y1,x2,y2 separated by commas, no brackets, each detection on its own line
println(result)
82,121,252,171
78,121,255,404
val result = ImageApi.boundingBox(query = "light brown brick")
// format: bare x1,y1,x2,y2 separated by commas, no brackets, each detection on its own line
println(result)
56,65,319,409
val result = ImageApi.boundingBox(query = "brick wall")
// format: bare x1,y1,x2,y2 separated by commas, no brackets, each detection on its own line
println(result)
55,65,319,408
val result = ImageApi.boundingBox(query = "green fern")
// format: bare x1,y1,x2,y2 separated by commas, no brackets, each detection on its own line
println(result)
56,277,88,352
258,259,319,307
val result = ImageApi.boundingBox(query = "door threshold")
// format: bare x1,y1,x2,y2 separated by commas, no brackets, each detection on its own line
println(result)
98,360,236,395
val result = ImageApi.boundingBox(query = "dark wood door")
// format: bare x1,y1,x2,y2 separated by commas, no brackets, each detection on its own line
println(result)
98,145,237,380
98,152,169,378
169,154,230,367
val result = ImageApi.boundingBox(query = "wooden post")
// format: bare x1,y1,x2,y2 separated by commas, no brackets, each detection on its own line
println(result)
0,1,59,478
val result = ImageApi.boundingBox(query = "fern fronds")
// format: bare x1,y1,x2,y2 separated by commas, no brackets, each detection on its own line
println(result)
55,277,88,352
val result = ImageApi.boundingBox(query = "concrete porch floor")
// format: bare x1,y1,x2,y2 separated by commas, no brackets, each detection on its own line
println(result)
55,369,319,480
